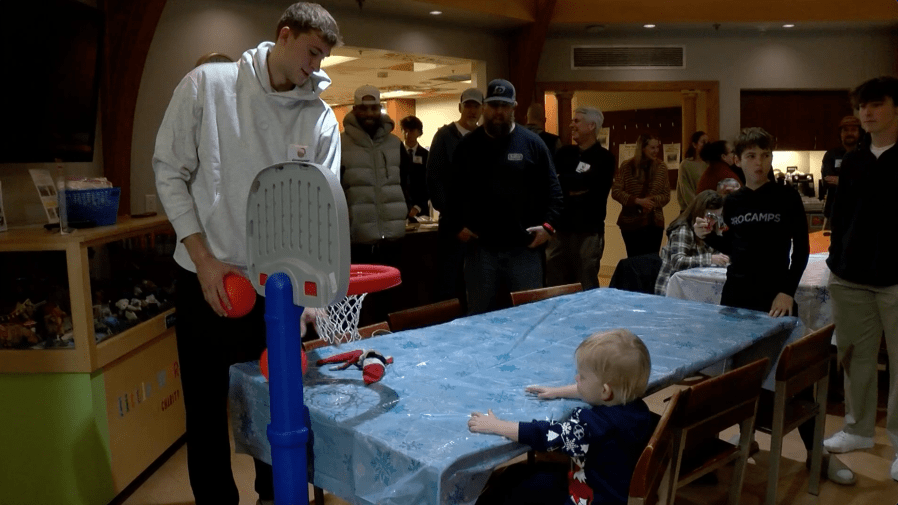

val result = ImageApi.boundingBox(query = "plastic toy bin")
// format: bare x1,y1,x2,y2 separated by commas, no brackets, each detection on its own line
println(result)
65,187,121,226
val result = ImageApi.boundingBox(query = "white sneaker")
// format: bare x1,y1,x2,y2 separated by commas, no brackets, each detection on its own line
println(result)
823,431,874,454
891,457,898,482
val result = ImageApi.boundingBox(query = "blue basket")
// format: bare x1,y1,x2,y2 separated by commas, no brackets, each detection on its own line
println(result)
65,187,121,226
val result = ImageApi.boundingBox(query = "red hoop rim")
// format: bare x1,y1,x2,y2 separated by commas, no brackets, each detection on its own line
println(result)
347,264,402,296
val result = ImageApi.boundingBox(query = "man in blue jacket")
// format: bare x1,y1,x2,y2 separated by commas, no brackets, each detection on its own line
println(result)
444,79,563,314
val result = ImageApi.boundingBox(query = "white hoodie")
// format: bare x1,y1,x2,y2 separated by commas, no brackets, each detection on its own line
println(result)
153,42,341,272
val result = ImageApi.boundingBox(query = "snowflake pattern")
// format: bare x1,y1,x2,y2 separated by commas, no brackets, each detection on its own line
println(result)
407,459,423,472
546,408,589,458
439,383,457,391
815,286,830,304
495,352,512,363
498,364,518,372
401,341,423,349
489,390,516,403
371,447,397,485
400,439,424,452
446,483,467,505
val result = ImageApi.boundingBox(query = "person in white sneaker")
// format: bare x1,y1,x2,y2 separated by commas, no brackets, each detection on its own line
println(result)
824,76,898,482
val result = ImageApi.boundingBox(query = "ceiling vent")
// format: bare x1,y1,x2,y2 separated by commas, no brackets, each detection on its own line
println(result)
572,46,685,69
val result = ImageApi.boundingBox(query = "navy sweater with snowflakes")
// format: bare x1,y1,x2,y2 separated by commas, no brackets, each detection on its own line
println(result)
517,400,655,505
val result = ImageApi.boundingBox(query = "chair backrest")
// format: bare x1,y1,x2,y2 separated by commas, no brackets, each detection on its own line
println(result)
609,254,662,294
679,358,769,436
387,298,463,332
510,283,583,307
774,324,834,398
629,388,690,505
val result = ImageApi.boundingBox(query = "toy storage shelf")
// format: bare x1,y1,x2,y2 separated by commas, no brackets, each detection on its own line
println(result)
0,215,176,373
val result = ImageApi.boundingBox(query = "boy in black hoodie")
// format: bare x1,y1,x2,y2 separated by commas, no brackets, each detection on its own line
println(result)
821,76,898,482
695,127,809,316
694,128,856,485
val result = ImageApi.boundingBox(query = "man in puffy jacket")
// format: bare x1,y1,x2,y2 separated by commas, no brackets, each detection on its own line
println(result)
341,84,406,321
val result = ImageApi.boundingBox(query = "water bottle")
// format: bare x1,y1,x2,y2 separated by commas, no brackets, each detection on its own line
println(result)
56,163,68,234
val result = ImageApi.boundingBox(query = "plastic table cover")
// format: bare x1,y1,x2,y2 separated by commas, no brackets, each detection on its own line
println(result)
228,288,804,505
665,252,832,330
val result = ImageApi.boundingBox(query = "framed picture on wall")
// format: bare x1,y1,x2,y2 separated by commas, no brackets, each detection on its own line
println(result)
663,143,681,170
618,143,636,168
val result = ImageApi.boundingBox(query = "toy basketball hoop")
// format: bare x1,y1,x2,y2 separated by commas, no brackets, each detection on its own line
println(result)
245,161,401,505
315,263,401,345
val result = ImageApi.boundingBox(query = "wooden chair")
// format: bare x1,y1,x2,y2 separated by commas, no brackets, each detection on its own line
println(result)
629,388,690,505
387,298,463,332
667,358,769,505
754,324,834,505
509,283,583,307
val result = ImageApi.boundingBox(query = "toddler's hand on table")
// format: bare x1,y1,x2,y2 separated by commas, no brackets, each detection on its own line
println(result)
468,409,502,433
525,385,559,399
710,254,730,266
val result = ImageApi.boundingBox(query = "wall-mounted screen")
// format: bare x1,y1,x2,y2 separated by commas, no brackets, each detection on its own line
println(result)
1,0,104,163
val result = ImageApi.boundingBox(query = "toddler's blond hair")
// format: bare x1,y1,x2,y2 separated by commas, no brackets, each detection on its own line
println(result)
575,329,651,404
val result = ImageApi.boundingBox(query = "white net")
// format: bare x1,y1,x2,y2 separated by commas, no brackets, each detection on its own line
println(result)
315,293,368,345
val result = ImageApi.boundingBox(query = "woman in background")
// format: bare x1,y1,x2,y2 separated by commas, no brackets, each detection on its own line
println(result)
655,190,729,295
676,131,709,212
612,133,671,257
697,140,739,194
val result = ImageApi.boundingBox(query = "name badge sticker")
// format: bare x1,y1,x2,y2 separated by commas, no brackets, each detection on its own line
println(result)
413,155,423,164
575,162,591,173
834,159,842,168
508,153,523,161
288,144,309,161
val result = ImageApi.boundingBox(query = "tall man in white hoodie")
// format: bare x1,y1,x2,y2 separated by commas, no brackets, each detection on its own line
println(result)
153,4,341,504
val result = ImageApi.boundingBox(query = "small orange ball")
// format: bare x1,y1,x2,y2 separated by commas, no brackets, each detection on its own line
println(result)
259,348,307,381
222,273,256,318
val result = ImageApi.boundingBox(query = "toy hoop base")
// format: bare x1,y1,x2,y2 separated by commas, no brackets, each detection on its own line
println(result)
315,264,401,345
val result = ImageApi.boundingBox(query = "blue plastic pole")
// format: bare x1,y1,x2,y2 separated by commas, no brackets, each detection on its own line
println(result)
264,272,309,505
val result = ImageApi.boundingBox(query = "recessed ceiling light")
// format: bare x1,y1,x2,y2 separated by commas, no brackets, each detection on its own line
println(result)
783,23,795,28
644,24,656,29
381,90,421,99
429,10,442,15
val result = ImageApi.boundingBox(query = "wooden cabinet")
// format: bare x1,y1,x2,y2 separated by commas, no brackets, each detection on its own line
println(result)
740,90,854,151
0,216,185,505
0,215,177,373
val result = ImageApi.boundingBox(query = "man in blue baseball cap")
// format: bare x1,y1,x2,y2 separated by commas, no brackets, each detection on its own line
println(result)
443,79,563,314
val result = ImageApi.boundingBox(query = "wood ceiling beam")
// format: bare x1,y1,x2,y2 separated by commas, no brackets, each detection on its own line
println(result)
421,0,898,24
550,0,898,23
508,0,556,124
99,0,168,215
417,0,537,22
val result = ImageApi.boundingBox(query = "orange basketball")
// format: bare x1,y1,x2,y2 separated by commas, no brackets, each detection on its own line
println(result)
222,273,256,318
259,348,307,381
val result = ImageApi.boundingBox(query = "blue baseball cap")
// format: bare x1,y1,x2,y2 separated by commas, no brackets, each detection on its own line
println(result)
484,79,516,104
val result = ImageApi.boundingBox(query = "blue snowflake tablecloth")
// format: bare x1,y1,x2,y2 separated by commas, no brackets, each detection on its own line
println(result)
665,252,832,330
228,288,804,505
